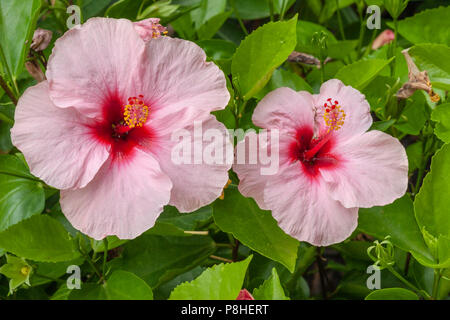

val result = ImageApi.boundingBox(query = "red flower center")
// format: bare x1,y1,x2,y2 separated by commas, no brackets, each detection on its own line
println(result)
289,98,345,178
91,93,154,162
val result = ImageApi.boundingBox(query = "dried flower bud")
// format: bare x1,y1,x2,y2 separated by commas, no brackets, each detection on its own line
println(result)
288,51,332,68
25,60,45,82
396,48,440,102
133,18,168,42
371,29,395,50
31,28,53,52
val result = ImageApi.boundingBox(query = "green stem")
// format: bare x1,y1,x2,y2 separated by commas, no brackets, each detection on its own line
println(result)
387,266,431,299
279,0,288,21
230,0,248,36
268,0,275,21
356,15,366,59
390,18,398,76
432,269,442,299
102,238,108,277
335,0,346,40
320,60,325,84
0,74,18,106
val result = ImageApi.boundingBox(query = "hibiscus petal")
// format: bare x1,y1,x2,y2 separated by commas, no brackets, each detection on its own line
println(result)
252,87,315,134
314,79,372,142
151,116,232,212
138,37,230,130
11,81,110,189
264,162,358,246
320,130,408,208
60,149,172,240
47,18,145,118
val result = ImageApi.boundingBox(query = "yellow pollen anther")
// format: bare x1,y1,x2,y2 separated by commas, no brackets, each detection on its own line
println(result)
323,99,346,132
124,97,149,128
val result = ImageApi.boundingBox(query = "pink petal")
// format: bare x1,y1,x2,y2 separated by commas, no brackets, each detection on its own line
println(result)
60,149,172,240
10,82,109,189
320,130,408,208
252,87,315,135
138,37,230,129
314,79,372,143
263,162,358,246
47,18,145,118
150,116,232,213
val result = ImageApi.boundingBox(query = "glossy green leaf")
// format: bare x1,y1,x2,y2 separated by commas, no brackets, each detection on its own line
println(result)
358,195,434,263
415,144,450,239
228,0,295,20
0,215,80,262
252,268,289,300
0,0,41,78
431,103,450,142
169,255,252,300
111,235,216,288
409,44,450,91
365,288,419,300
395,6,450,46
213,188,299,272
231,16,297,100
104,0,141,19
335,58,393,90
0,154,45,232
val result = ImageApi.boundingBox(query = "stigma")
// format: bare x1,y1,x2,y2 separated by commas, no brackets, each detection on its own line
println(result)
323,98,345,132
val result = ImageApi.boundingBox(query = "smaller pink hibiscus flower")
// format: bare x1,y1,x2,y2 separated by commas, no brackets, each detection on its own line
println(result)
234,79,408,246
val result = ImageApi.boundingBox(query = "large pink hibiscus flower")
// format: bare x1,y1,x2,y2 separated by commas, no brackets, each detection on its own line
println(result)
234,79,408,246
11,18,231,240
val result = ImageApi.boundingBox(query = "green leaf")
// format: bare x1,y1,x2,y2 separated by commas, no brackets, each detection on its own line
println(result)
231,16,297,100
415,144,450,241
197,11,232,40
358,195,434,263
213,188,299,272
335,58,393,90
156,205,213,230
395,6,450,46
0,255,32,294
0,215,80,262
0,154,45,232
431,103,450,143
252,268,289,300
370,119,396,132
228,0,295,20
327,40,358,60
69,270,154,300
197,39,236,74
81,0,113,19
394,91,428,135
0,0,41,78
409,44,450,91
406,141,423,173
365,288,419,300
110,235,216,288
319,0,357,23
104,0,141,19
169,255,252,299
255,68,312,100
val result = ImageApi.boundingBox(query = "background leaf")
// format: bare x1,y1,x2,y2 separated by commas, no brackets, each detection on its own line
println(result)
169,255,252,300
231,16,297,100
213,188,299,272
365,288,419,300
252,267,289,300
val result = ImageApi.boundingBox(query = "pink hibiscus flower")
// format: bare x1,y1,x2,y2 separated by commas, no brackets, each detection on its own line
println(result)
11,18,231,240
234,80,408,246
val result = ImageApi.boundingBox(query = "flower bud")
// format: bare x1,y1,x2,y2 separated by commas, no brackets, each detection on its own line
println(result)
25,60,45,82
367,236,395,270
371,29,395,50
31,28,53,52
